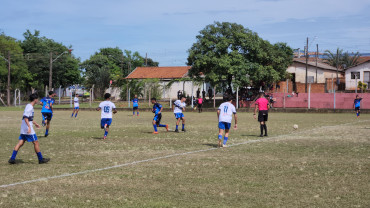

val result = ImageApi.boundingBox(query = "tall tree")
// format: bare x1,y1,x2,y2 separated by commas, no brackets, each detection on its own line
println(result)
20,30,81,92
187,22,293,90
324,48,361,69
0,33,29,104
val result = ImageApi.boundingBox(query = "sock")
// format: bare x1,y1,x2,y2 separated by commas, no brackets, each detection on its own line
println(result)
104,131,108,137
71,113,74,117
137,112,139,115
218,135,222,140
264,124,267,135
260,124,264,135
223,137,228,145
176,125,178,130
133,111,135,115
10,150,18,160
182,124,185,130
153,125,158,132
159,124,166,127
45,129,49,135
37,152,43,161
75,113,78,117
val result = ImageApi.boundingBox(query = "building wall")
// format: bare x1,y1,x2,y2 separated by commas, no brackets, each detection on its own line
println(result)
287,62,342,84
161,81,202,99
345,62,370,90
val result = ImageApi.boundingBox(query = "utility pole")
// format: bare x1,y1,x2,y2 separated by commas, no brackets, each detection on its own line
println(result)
316,44,318,83
305,37,308,93
7,51,11,106
145,53,148,66
49,52,53,90
336,48,339,88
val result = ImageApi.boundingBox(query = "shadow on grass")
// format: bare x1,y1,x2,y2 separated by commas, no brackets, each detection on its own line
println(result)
91,137,103,140
9,159,27,164
203,143,218,148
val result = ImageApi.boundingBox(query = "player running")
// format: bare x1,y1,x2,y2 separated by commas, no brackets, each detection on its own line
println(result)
40,91,55,137
217,96,237,148
254,92,270,137
197,97,203,113
71,93,79,118
8,93,50,164
173,96,186,132
151,98,169,134
132,95,139,116
353,95,363,118
96,93,117,140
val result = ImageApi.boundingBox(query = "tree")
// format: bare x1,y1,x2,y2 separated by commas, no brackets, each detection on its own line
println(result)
187,22,293,90
0,33,29,103
324,48,361,69
20,30,81,93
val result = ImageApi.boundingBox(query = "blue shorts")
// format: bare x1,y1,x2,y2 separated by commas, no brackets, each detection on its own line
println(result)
133,106,138,110
153,114,162,124
19,134,38,142
218,122,231,130
174,113,184,119
42,113,53,121
74,107,79,110
101,118,112,129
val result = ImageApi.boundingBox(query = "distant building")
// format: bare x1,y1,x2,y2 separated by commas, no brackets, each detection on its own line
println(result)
126,66,205,99
345,58,370,90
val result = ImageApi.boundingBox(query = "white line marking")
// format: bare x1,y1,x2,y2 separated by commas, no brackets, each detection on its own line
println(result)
1,119,369,188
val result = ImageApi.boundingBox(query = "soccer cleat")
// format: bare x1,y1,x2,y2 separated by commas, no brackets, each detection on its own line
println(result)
8,159,16,164
44,134,48,137
174,129,179,133
222,144,228,148
165,125,169,131
39,158,50,164
259,134,264,137
152,131,159,134
264,134,268,137
182,129,186,132
103,136,107,140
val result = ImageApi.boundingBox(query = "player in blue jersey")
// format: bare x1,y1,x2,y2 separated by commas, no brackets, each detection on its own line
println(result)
96,93,117,140
40,91,55,137
132,95,139,116
151,98,169,134
71,93,79,118
8,93,50,164
353,95,363,118
173,96,186,132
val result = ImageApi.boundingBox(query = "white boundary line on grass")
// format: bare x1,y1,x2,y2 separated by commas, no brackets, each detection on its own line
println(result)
1,119,369,189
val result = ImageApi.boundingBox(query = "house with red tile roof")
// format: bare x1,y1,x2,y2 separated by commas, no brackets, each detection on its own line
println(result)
126,66,206,99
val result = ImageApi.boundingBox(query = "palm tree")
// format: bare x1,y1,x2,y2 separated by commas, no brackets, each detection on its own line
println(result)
324,48,361,69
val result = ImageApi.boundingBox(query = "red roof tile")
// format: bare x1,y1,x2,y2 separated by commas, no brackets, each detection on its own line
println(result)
126,66,191,79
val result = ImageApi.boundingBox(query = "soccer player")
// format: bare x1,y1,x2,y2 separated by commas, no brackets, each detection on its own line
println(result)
151,98,169,134
132,95,139,116
71,93,79,118
217,96,237,148
40,91,55,137
8,93,50,164
96,93,117,140
197,97,203,113
173,96,186,132
353,95,363,118
254,92,270,137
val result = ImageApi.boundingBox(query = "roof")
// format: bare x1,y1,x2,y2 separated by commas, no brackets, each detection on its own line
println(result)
344,58,370,70
293,58,340,71
126,66,191,79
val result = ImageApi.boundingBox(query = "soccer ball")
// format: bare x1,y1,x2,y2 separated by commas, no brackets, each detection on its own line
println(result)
293,124,298,130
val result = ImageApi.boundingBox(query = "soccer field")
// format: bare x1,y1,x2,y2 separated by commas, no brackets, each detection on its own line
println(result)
0,110,369,207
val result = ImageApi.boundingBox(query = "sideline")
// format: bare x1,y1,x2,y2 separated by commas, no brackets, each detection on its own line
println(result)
1,119,369,188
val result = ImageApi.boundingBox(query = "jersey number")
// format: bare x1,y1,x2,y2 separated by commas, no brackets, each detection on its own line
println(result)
104,106,110,113
223,106,228,112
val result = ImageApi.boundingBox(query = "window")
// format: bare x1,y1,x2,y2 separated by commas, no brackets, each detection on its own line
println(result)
351,72,360,79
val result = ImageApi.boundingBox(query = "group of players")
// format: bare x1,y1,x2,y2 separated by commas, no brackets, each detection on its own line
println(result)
8,90,364,165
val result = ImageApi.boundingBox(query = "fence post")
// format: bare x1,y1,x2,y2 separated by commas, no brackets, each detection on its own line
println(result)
334,89,336,109
283,89,286,109
128,88,130,108
236,86,239,109
308,83,311,109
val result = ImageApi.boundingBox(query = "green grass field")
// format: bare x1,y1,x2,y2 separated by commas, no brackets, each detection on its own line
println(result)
0,110,369,207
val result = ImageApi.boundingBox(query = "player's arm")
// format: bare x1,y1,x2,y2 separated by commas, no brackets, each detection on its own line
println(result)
254,104,258,119
113,108,117,114
158,106,163,114
33,121,40,129
217,109,220,119
96,107,101,111
233,113,238,129
24,117,32,134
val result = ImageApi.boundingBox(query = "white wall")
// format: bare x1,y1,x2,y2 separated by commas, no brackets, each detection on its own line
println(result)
161,81,202,99
345,62,370,90
287,62,342,83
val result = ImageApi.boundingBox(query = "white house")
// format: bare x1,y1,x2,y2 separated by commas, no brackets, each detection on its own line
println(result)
345,60,370,90
126,66,205,99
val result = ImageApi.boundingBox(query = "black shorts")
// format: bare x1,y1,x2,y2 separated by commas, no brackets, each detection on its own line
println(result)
153,114,162,125
355,107,360,111
258,110,268,122
133,106,138,110
42,113,53,121
198,104,202,108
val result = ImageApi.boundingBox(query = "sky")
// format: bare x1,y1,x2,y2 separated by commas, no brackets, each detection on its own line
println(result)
1,0,370,66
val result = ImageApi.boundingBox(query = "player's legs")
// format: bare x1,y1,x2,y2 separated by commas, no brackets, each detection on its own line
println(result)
32,140,49,164
218,128,224,148
8,139,25,164
45,120,50,136
74,108,79,117
14,139,25,151
181,117,186,131
71,109,76,117
152,119,158,133
223,128,230,146
175,116,181,132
